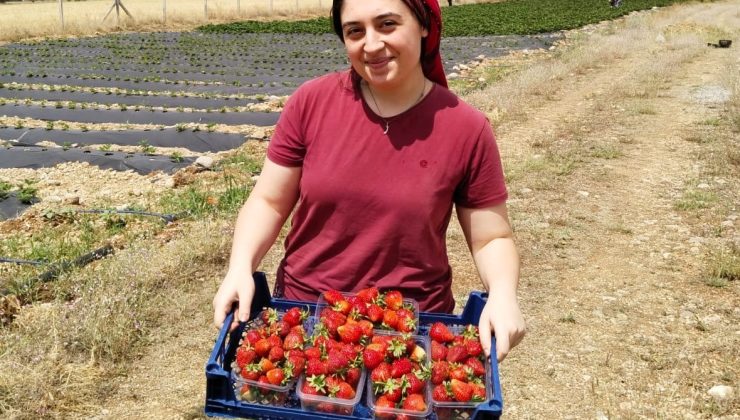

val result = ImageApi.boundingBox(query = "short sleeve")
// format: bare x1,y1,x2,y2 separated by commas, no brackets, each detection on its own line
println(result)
267,89,306,167
454,120,508,208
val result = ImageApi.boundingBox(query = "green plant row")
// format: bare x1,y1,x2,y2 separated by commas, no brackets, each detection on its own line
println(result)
198,0,702,36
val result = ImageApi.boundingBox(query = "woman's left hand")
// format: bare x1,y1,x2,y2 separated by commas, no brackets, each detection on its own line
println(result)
478,295,526,362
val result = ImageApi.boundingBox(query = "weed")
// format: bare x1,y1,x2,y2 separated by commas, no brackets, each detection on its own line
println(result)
218,175,250,214
17,179,38,204
45,121,54,131
674,190,717,211
62,141,72,151
591,144,623,159
703,245,739,287
169,151,184,163
99,144,112,152
138,140,156,155
14,120,24,129
175,123,187,132
0,180,11,199
559,313,576,323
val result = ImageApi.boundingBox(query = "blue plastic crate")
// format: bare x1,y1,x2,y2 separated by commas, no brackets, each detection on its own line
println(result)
205,272,503,419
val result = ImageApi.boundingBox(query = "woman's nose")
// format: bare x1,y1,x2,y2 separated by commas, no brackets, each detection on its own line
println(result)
363,30,384,54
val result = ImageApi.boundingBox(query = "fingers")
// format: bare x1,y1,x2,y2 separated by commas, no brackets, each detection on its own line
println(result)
213,297,228,330
495,333,510,363
478,313,493,358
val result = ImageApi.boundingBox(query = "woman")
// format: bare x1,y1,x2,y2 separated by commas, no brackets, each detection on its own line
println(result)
213,0,525,362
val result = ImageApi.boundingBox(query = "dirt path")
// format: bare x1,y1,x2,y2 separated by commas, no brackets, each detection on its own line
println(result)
93,3,739,419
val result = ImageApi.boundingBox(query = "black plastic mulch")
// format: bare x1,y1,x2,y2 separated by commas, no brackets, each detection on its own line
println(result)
0,103,280,126
0,193,32,221
0,127,250,153
0,144,194,174
0,87,256,109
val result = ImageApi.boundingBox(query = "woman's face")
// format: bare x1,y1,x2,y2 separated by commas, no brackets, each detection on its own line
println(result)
339,0,428,91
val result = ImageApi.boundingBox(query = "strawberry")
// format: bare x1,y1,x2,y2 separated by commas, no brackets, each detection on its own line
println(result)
304,346,322,360
333,300,352,315
245,329,263,346
258,358,275,373
375,395,396,410
367,304,384,323
432,384,452,402
363,347,386,370
384,290,403,310
266,334,282,349
431,340,447,361
396,313,416,333
450,379,473,402
265,367,284,385
323,290,345,306
347,296,368,315
345,366,362,387
283,307,307,327
241,363,261,381
381,378,403,403
472,383,487,401
306,358,327,376
301,380,321,395
327,349,350,374
272,320,291,337
356,286,379,303
450,366,468,382
282,331,304,350
260,308,278,325
429,322,454,343
402,393,427,412
235,346,256,368
391,358,413,378
257,375,272,394
371,362,392,383
446,344,468,363
307,374,327,395
336,380,356,399
287,355,305,376
267,346,284,363
357,320,374,337
403,372,426,394
431,361,449,385
382,310,399,330
465,338,483,358
254,338,271,357
464,357,486,377
336,323,363,344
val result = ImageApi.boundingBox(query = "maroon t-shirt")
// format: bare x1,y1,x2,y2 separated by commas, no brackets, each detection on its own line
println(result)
267,70,507,313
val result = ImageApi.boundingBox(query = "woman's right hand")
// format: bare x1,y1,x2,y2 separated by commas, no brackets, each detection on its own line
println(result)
213,270,256,332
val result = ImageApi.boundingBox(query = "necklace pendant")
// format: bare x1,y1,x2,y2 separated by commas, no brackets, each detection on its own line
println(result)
383,121,389,134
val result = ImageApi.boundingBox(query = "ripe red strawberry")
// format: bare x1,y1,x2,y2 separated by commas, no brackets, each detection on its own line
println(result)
327,349,350,374
337,323,363,344
266,334,282,349
404,372,426,394
371,362,392,383
396,313,416,333
333,300,352,315
402,393,427,412
306,358,327,376
431,340,447,361
282,330,304,350
260,308,278,325
267,346,284,363
241,363,261,381
287,355,305,376
301,380,321,395
381,378,403,403
265,367,284,385
235,346,256,368
273,320,291,337
323,290,345,306
254,338,271,357
382,310,399,330
357,320,374,337
363,347,385,370
347,296,368,315
446,344,468,363
304,346,322,360
282,307,307,327
336,380,356,399
432,384,452,402
391,358,413,378
450,366,468,382
465,339,483,358
384,290,403,310
245,329,263,346
307,374,327,395
450,379,473,402
431,361,449,385
345,367,362,387
356,286,379,303
464,357,486,377
375,395,396,410
367,304,384,323
429,322,454,343
257,375,272,394
471,383,487,401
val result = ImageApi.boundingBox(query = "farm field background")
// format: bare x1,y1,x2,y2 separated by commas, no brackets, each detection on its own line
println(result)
1,0,739,418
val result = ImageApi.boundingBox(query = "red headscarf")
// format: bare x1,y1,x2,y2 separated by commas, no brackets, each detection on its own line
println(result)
418,0,447,88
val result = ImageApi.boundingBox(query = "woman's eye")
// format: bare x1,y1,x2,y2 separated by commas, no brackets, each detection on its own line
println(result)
345,28,362,37
381,20,397,28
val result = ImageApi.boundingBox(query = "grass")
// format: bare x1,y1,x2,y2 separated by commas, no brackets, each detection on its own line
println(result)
674,189,718,211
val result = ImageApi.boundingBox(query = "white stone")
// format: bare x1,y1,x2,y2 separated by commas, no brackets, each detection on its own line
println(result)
595,411,609,420
452,65,460,71
478,77,486,82
163,178,176,189
520,188,532,194
447,73,460,80
655,33,666,43
577,191,590,197
458,64,470,71
721,220,734,228
46,195,62,203
476,54,486,60
697,183,710,189
63,195,80,205
707,385,733,401
195,156,214,169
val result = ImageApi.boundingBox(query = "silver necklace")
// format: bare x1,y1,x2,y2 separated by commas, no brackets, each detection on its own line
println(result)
365,80,427,134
